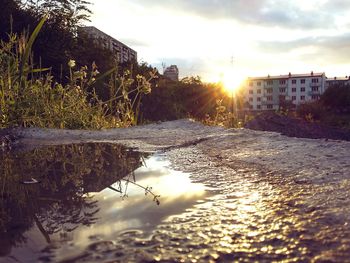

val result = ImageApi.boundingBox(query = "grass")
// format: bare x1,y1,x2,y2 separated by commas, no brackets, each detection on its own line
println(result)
0,17,156,130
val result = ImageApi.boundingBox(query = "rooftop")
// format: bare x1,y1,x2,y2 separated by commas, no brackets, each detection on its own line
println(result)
248,72,325,81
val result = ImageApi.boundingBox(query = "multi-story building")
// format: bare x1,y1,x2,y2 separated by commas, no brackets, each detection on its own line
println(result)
80,26,137,63
164,65,179,81
244,72,326,111
326,76,350,89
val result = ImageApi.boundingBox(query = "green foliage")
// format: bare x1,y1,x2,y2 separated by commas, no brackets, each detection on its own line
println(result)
296,101,326,121
296,84,350,129
0,21,155,129
141,76,230,121
321,84,350,112
1,0,103,84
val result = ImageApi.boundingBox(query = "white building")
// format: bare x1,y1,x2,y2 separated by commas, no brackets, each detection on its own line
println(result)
80,26,137,64
244,72,326,111
164,65,179,81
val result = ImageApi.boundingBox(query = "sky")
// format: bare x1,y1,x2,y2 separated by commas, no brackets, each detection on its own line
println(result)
88,0,350,86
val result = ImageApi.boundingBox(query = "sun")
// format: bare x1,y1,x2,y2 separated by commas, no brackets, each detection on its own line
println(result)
222,74,245,96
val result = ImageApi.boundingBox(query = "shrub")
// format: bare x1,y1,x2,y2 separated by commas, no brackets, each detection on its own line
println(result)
0,18,156,129
297,102,326,121
321,84,350,112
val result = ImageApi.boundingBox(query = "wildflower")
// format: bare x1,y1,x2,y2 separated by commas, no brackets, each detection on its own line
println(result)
68,60,76,68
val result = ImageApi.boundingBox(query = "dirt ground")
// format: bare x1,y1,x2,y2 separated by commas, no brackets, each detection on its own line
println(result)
2,119,350,261
244,111,350,141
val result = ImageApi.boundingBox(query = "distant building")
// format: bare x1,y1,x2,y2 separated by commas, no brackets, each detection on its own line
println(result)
80,26,137,63
244,72,326,111
164,65,179,81
326,76,350,89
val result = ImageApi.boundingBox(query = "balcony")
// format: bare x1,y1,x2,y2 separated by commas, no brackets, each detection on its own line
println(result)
278,82,287,87
308,90,320,96
310,82,319,87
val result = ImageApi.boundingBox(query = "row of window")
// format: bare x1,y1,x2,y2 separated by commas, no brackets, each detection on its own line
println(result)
248,86,319,94
248,94,319,102
249,105,273,110
249,78,320,86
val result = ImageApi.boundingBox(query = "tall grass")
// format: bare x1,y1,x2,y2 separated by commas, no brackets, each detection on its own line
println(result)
0,17,156,129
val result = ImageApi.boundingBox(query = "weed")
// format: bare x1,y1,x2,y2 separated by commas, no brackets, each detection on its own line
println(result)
0,17,156,129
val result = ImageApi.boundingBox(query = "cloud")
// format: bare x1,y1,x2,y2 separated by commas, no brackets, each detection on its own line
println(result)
119,38,149,48
129,0,337,29
257,33,350,63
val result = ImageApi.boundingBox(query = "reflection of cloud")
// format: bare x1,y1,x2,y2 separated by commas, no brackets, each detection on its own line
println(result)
129,0,337,29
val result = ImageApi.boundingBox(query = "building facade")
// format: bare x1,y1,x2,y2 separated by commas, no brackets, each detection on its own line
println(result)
80,26,137,63
164,65,179,81
244,72,326,111
325,76,350,89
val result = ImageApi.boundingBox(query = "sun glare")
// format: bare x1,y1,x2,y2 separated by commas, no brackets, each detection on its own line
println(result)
222,74,245,96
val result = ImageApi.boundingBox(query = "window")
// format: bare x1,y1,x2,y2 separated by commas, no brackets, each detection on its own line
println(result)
267,104,273,109
257,81,261,86
292,88,296,92
267,80,273,85
257,89,261,94
279,80,286,85
249,90,253,94
279,95,286,101
312,78,319,83
249,82,253,86
312,95,320,100
267,88,273,94
312,86,319,91
249,97,253,102
257,105,261,109
279,88,286,93
301,79,305,84
292,79,297,84
292,96,296,100
267,96,273,101
257,97,261,102
249,105,253,109
301,95,305,100
301,87,305,92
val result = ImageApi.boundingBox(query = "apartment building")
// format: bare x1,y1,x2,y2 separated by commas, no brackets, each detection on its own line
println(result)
326,76,350,89
80,26,137,63
244,72,326,111
164,65,179,81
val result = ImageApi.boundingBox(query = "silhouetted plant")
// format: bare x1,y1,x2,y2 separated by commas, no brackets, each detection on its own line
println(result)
0,17,156,129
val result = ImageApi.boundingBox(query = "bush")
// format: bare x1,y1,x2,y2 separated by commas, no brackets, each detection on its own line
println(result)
321,84,350,112
297,102,326,121
0,18,155,129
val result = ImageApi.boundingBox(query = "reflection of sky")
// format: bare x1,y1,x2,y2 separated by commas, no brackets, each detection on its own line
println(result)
4,154,208,262
70,155,207,248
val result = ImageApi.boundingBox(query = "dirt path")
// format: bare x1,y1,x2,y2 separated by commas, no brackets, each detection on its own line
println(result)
2,119,350,261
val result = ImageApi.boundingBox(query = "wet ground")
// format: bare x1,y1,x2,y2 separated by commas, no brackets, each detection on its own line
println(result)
2,120,350,262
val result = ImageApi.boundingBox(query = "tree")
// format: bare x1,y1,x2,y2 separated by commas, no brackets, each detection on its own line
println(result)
321,84,350,112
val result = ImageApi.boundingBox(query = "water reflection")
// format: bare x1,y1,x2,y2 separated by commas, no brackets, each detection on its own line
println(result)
0,144,208,263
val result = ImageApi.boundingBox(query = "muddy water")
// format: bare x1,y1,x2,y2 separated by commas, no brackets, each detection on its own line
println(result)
1,143,350,262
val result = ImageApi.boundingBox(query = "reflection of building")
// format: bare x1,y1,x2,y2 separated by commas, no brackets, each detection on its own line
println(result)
244,72,326,111
80,26,137,63
164,65,179,81
326,76,350,89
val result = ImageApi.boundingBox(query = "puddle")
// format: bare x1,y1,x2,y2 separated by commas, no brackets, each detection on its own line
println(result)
0,143,208,263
